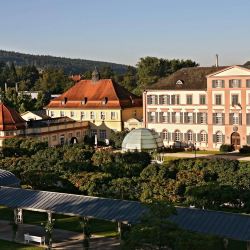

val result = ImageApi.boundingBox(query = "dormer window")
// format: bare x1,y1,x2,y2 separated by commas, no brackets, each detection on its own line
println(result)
61,97,67,105
176,80,184,85
102,97,108,105
81,97,88,105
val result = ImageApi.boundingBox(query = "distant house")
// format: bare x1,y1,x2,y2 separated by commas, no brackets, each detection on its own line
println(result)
0,102,89,147
46,68,143,140
21,110,50,121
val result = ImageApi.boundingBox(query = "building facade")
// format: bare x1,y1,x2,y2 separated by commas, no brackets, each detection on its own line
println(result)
143,65,250,150
46,69,143,140
0,102,89,147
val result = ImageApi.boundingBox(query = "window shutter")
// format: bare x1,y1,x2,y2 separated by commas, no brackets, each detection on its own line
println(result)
247,135,250,145
213,134,216,143
180,133,183,141
159,112,163,123
213,113,216,124
229,113,234,125
172,132,175,141
172,112,176,123
222,135,225,143
247,114,250,125
193,113,196,124
221,80,225,88
222,113,225,125
155,112,158,123
184,112,188,123
167,112,170,123
180,112,183,123
197,133,201,142
239,113,242,125
167,95,170,105
193,133,196,142
147,96,151,104
184,133,188,141
197,113,201,124
155,96,158,105
147,112,151,123
159,96,162,105
212,81,215,88
229,80,232,88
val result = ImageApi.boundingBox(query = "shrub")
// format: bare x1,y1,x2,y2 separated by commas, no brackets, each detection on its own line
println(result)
219,144,234,152
240,145,250,154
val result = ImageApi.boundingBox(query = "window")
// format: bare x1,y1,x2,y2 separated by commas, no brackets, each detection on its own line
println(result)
187,130,193,141
200,131,207,142
90,111,95,120
76,131,81,137
162,130,168,140
216,131,223,143
215,113,223,124
159,95,168,104
200,113,207,124
171,95,180,105
91,129,97,137
100,112,105,120
52,135,57,141
231,94,239,106
60,111,64,117
229,79,241,88
215,94,222,105
175,112,181,123
161,112,168,123
147,95,157,105
68,133,73,138
187,113,193,123
174,130,181,141
212,80,224,88
233,113,239,125
148,112,156,123
70,111,74,118
200,95,206,105
186,95,193,105
111,112,116,120
81,97,88,105
50,111,54,117
80,112,85,120
60,135,65,145
247,80,250,88
99,130,106,140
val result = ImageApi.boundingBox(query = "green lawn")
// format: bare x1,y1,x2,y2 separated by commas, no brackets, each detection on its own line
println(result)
0,206,118,237
182,150,223,155
0,239,43,250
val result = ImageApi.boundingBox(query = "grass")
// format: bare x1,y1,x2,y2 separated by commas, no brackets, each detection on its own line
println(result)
0,239,43,250
0,206,118,237
182,150,223,155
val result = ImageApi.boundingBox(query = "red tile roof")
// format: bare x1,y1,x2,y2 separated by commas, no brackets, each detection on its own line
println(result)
47,79,142,109
0,103,26,131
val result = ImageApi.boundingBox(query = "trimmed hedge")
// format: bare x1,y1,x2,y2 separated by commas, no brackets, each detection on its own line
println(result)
219,144,234,152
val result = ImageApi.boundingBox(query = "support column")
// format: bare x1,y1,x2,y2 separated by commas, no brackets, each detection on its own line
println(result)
247,241,250,250
14,208,23,224
48,211,52,223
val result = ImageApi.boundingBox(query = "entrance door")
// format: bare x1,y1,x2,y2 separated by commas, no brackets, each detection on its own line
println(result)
231,132,240,150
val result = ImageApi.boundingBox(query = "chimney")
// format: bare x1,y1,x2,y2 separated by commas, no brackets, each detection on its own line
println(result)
215,54,219,67
4,82,7,92
15,82,18,93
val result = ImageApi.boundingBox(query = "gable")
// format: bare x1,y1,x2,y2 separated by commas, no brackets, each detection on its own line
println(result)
208,66,250,77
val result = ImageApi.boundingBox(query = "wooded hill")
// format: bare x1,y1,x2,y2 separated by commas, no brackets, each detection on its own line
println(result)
0,50,129,74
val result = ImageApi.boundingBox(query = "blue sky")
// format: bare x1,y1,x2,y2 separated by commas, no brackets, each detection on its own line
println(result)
0,0,250,66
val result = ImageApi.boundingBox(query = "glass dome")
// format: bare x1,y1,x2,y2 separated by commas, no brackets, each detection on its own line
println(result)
122,128,163,152
0,169,20,187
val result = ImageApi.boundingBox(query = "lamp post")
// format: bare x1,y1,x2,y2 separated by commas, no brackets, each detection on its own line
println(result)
194,142,197,159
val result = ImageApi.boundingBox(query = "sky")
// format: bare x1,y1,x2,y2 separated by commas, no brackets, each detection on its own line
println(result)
0,0,250,66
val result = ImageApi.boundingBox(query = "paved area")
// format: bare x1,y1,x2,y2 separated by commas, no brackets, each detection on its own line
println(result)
0,220,120,249
163,152,250,161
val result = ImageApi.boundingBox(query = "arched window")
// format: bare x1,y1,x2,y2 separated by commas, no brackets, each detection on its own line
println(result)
216,131,223,143
200,130,207,142
175,130,181,141
187,130,193,141
162,129,168,140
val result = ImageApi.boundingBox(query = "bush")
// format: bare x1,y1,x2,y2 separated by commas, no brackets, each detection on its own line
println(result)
240,145,250,154
219,144,234,152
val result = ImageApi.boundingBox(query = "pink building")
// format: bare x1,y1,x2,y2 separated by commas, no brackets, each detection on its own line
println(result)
143,65,250,150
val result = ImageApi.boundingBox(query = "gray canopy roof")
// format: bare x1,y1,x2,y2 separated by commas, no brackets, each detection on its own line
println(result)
0,170,20,187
